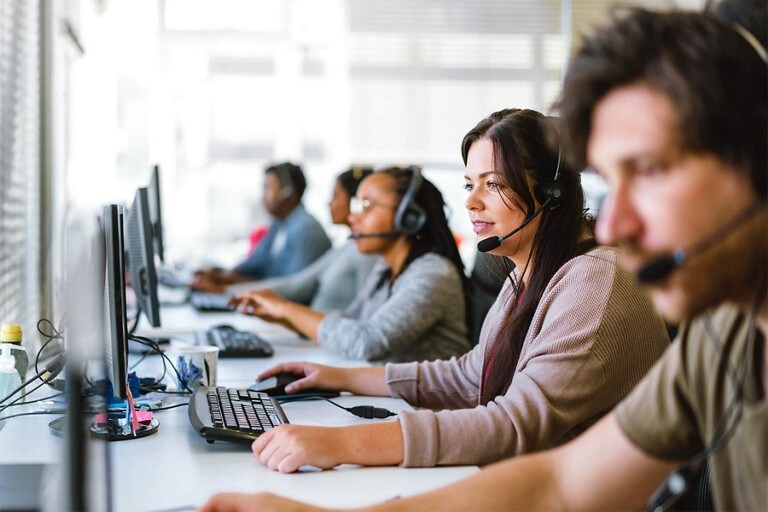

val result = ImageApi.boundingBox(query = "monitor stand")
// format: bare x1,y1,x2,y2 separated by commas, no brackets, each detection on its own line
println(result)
89,415,159,440
49,414,160,441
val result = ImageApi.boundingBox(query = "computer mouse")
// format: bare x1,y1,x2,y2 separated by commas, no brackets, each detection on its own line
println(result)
249,372,340,398
210,324,236,331
250,372,301,396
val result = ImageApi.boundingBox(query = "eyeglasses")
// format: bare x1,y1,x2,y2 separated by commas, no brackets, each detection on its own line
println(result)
349,197,397,215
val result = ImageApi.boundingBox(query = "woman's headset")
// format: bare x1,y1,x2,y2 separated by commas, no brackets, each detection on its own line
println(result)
394,166,427,235
533,117,564,209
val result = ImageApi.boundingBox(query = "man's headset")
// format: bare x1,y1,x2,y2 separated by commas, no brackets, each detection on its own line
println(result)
637,22,767,284
477,127,564,253
272,164,296,202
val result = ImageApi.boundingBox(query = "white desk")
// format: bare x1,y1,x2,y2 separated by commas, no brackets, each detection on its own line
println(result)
0,305,478,511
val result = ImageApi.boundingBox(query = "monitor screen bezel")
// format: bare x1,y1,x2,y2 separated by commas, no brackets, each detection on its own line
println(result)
148,165,165,263
103,204,129,401
127,187,161,327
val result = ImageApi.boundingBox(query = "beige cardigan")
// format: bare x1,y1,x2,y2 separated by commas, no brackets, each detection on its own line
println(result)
386,247,670,467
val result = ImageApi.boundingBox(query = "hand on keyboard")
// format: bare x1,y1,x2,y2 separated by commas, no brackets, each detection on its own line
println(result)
252,424,348,473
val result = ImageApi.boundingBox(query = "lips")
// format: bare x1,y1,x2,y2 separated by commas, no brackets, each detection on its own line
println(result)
471,220,494,234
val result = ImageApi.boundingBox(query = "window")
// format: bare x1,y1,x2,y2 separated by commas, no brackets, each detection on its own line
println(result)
0,1,42,345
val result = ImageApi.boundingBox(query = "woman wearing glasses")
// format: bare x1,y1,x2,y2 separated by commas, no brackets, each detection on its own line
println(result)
230,166,471,363
226,167,378,313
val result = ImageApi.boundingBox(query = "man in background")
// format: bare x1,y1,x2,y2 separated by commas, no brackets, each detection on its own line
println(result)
192,162,331,293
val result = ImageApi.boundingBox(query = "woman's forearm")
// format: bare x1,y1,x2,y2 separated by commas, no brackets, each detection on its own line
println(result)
340,367,390,396
281,302,326,340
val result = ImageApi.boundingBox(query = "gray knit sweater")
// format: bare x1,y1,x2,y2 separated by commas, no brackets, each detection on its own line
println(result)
227,241,378,312
318,253,471,363
385,247,670,467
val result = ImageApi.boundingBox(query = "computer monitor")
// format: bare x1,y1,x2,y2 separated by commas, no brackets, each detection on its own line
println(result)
126,187,161,327
99,204,159,441
103,204,129,400
148,164,165,263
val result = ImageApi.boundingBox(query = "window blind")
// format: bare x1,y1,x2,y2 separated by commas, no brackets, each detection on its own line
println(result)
0,0,41,339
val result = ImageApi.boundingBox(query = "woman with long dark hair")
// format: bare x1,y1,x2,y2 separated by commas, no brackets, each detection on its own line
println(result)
234,109,669,474
231,166,471,363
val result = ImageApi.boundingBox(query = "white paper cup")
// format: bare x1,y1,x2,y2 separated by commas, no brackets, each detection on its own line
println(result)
169,344,219,391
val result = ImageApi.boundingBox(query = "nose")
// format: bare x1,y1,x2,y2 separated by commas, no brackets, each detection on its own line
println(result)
595,184,643,246
465,187,483,212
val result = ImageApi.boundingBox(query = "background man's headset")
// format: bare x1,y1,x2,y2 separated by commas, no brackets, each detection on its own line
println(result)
273,164,296,202
477,122,564,253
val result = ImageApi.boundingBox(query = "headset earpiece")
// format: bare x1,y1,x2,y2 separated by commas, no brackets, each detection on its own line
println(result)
534,178,564,208
272,164,298,203
534,119,565,208
394,166,427,235
275,185,295,202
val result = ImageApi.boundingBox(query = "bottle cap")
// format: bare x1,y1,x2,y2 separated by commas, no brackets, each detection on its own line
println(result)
0,324,22,343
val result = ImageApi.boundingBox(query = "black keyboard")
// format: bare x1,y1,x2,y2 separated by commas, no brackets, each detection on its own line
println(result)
196,326,274,358
189,292,233,312
189,386,289,444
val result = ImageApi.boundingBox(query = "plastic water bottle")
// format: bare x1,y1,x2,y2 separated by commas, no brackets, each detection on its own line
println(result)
0,324,28,382
0,344,22,407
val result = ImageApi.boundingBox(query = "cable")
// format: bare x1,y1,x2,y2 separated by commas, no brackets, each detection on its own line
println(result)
152,402,189,411
128,335,193,394
0,379,51,414
0,353,66,409
128,335,169,387
128,302,141,336
129,350,150,371
0,410,61,423
105,400,189,413
0,392,63,409
277,395,396,419
34,318,65,387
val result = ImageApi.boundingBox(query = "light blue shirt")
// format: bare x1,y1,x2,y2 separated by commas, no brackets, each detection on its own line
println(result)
234,204,331,279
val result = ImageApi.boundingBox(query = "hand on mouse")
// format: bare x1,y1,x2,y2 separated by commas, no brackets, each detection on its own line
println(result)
257,362,346,394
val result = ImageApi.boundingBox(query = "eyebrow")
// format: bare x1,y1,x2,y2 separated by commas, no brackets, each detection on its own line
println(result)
464,171,499,180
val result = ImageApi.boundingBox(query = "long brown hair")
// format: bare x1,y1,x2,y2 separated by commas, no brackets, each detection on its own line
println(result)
461,109,595,405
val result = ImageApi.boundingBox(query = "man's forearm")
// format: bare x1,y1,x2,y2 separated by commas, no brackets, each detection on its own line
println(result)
358,452,563,512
